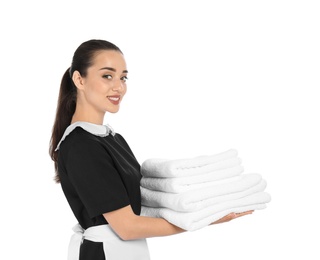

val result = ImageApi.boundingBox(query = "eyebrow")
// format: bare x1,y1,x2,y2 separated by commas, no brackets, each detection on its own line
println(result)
99,67,128,73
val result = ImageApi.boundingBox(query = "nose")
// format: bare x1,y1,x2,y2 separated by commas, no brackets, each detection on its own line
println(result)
112,78,125,92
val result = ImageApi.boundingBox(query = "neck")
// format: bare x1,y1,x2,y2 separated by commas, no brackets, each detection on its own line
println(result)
71,106,105,125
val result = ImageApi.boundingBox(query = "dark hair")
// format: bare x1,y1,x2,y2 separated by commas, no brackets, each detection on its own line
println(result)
49,39,123,183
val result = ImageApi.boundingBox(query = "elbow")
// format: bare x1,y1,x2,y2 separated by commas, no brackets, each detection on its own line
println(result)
118,231,135,241
114,226,137,241
103,205,141,240
109,217,139,241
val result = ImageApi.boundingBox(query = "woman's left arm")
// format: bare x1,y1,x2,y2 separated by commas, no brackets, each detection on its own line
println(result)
103,205,253,240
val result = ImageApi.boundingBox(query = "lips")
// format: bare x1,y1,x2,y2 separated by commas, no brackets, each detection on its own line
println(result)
107,95,121,105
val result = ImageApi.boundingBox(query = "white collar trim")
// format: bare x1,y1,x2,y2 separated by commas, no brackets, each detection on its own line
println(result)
55,121,115,151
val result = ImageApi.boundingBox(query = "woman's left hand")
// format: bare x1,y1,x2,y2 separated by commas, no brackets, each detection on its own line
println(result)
211,210,254,225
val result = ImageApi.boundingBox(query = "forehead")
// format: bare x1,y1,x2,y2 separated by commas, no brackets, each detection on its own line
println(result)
91,50,127,69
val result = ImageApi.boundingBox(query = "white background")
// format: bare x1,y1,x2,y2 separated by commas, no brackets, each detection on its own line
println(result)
1,0,319,259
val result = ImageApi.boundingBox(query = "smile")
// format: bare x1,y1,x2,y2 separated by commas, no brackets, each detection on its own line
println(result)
108,96,120,101
107,95,121,105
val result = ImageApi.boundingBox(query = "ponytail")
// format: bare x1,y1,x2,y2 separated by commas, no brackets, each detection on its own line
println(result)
49,67,76,182
49,39,123,183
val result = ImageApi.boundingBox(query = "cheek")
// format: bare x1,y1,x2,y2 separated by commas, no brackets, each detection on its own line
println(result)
123,85,128,95
84,85,106,104
88,81,107,95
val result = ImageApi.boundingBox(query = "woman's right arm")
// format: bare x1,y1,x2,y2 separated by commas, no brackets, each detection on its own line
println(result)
103,205,253,240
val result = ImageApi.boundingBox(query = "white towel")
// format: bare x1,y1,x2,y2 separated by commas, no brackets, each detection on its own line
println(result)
141,173,267,212
140,165,244,193
141,149,239,178
141,192,271,231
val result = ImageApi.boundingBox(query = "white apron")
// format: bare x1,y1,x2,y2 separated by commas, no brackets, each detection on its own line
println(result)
68,224,151,260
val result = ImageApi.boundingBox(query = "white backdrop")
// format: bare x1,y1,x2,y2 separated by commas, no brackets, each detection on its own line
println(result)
1,0,319,259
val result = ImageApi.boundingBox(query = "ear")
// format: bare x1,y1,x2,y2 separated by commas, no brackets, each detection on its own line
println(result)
72,70,85,90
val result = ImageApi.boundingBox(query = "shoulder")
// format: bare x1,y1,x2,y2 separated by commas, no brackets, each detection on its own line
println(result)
113,133,126,145
59,127,106,156
113,133,133,151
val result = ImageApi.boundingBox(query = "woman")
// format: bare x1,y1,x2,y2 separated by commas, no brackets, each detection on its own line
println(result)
49,39,253,260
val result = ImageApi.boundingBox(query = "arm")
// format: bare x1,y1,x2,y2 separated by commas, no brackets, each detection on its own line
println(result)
103,205,184,240
104,205,253,240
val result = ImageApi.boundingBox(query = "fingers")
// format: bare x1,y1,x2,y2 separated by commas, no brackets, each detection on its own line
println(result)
234,210,254,218
211,210,254,225
211,213,234,224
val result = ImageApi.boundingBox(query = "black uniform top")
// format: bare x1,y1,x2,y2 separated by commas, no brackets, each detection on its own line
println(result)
57,123,142,230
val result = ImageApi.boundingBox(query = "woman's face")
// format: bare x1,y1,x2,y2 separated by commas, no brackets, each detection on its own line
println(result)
76,50,128,115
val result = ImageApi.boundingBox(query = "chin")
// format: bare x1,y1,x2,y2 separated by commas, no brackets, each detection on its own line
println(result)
107,108,120,114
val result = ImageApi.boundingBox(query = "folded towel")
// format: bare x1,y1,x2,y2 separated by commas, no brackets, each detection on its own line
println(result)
141,191,271,231
141,173,267,212
140,165,244,193
141,149,240,178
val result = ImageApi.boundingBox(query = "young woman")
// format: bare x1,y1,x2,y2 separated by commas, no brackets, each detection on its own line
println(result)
49,39,253,260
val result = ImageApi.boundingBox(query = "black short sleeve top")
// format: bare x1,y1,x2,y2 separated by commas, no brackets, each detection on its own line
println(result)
57,122,142,229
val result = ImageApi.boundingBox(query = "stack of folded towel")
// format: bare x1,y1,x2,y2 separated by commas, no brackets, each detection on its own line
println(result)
140,149,271,231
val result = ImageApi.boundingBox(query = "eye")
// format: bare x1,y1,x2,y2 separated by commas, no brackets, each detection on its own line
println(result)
102,74,112,79
121,76,128,82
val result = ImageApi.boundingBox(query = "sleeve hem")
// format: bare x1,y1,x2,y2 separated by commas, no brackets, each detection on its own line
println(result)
88,201,131,219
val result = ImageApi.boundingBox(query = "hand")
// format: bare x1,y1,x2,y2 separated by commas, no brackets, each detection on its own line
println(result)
211,210,254,225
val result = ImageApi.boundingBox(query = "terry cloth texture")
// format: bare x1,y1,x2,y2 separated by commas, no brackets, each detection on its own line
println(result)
140,150,271,231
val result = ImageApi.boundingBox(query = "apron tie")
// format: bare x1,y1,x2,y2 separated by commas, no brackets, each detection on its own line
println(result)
67,223,150,260
67,224,84,260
